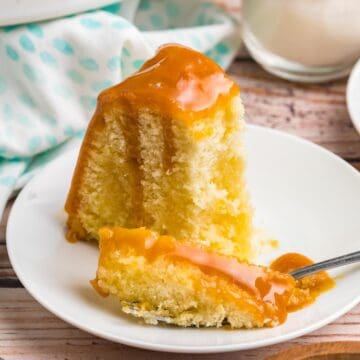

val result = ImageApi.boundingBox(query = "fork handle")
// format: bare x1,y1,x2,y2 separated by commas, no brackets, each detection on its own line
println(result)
289,250,360,279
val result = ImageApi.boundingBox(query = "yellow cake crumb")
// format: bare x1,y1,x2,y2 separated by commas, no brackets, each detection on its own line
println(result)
65,44,253,261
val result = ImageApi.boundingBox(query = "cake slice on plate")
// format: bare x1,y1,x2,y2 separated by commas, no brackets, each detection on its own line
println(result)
91,227,295,328
65,44,253,260
66,45,332,328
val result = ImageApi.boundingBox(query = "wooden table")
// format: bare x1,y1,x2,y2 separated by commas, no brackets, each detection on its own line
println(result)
1,54,360,359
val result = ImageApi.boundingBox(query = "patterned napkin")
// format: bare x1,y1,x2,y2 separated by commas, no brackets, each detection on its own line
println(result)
0,0,241,217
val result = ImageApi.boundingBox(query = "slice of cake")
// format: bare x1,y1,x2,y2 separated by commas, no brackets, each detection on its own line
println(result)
91,227,295,328
65,44,253,260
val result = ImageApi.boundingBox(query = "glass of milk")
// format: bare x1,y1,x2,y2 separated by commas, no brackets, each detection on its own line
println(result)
242,0,360,82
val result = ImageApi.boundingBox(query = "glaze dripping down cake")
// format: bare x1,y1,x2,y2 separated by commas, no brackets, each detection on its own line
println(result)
65,44,253,260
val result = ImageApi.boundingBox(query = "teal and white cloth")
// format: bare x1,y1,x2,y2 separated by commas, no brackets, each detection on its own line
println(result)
0,0,240,217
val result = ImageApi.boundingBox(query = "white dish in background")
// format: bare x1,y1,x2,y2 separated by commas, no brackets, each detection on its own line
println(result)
0,0,118,26
347,58,360,135
7,125,360,353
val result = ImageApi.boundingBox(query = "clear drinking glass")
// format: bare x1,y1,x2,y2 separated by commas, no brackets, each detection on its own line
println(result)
242,0,360,82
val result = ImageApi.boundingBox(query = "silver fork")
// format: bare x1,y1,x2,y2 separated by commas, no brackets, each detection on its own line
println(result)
289,250,360,280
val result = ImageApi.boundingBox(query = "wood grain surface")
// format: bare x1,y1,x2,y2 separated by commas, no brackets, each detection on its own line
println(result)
267,342,360,360
231,59,360,160
0,288,359,359
1,41,360,360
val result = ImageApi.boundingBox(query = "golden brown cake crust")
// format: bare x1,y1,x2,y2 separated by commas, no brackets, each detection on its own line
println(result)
65,106,105,241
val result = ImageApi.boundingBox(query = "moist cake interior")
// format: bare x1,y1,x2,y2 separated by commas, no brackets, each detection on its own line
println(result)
65,44,253,261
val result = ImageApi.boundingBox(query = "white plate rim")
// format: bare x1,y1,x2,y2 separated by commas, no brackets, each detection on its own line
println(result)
6,124,360,354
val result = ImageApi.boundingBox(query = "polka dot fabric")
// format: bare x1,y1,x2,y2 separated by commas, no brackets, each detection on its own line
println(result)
0,0,240,216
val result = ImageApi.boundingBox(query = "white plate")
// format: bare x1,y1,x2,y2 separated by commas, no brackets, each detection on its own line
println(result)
347,58,360,135
0,0,118,26
7,125,360,353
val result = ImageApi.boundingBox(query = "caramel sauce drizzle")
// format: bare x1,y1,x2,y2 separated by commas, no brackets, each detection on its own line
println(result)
271,252,335,312
98,43,239,123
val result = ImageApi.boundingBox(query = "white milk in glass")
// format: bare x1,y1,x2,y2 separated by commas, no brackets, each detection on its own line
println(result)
242,0,360,82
